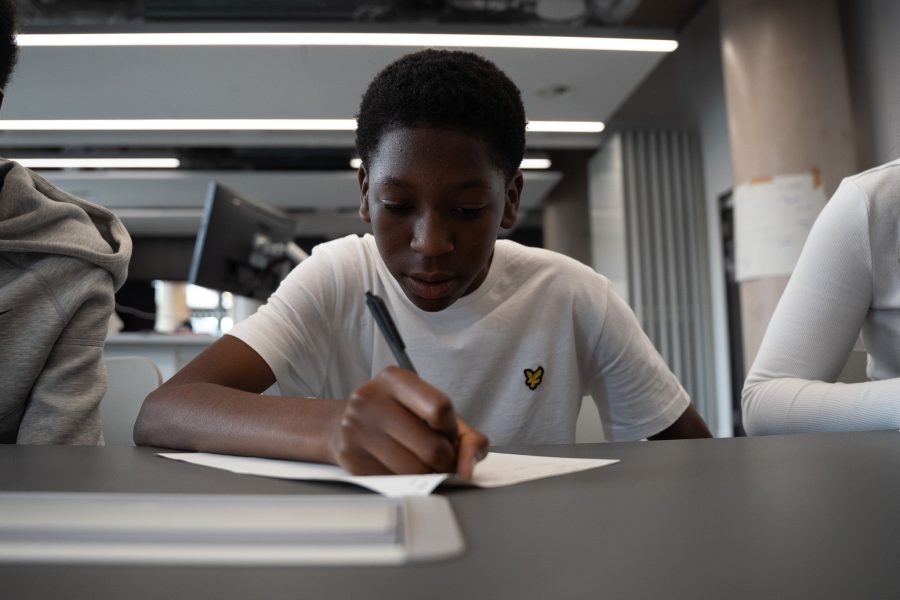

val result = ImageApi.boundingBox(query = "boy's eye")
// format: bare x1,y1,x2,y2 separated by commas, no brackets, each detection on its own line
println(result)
454,206,487,218
381,201,412,214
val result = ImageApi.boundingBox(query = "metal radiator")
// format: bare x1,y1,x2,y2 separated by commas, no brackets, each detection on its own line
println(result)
619,128,716,423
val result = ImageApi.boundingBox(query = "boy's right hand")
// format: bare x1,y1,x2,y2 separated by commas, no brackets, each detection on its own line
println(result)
329,366,488,477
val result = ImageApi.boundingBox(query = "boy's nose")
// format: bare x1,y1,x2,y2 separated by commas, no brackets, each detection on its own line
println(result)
410,213,454,257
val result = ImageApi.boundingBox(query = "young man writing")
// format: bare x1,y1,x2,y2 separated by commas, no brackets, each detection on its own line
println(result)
135,50,710,475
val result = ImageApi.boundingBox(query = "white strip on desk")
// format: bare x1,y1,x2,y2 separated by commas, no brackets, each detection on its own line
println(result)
0,492,463,565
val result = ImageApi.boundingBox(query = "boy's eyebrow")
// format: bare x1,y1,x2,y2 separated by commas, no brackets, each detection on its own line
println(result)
377,175,413,189
376,176,491,190
453,178,491,190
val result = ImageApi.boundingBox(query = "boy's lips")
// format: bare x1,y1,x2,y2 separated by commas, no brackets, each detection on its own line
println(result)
404,273,458,300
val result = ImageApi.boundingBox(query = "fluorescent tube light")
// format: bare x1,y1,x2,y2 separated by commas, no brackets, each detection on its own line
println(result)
16,33,677,53
0,119,358,131
11,157,181,169
519,158,552,169
0,119,602,133
350,157,551,169
525,121,605,133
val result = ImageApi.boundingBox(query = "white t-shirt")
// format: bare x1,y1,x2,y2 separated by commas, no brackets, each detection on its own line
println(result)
742,159,900,435
230,234,689,444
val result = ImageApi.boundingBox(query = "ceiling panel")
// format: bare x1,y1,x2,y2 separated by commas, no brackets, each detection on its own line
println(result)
1,32,670,148
0,22,674,238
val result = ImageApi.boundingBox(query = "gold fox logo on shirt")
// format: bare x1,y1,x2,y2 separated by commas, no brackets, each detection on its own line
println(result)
523,366,544,390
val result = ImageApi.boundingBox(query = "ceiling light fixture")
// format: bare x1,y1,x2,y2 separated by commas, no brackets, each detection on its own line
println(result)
349,157,552,169
0,119,358,131
526,121,605,133
16,33,677,53
0,119,603,133
519,158,552,169
10,157,181,169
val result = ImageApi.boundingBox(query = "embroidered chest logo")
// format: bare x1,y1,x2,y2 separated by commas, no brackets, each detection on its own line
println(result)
523,366,544,390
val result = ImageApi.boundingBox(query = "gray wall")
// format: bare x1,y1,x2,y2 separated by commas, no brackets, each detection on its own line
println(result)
598,0,734,437
596,0,900,435
842,0,900,169
541,151,593,266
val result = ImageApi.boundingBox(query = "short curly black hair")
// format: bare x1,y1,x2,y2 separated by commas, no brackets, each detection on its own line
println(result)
0,0,18,91
355,49,526,182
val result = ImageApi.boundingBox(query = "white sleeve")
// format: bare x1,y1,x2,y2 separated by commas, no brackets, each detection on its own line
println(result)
227,242,344,397
588,284,690,441
742,179,900,435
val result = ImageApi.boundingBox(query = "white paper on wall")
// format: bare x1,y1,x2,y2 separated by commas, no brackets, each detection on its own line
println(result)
733,171,828,282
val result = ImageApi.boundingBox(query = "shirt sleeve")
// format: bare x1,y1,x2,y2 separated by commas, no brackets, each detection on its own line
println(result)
227,240,347,397
16,265,109,445
588,283,691,441
741,178,900,435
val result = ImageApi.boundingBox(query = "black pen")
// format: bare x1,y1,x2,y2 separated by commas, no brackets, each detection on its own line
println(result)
365,291,417,374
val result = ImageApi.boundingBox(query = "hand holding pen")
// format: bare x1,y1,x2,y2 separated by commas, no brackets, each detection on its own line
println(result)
365,291,418,373
326,292,488,479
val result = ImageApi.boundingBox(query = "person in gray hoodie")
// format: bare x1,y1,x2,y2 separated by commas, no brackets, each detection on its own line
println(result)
0,1,132,443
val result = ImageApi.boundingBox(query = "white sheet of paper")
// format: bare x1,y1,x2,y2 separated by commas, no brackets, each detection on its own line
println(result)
458,452,618,487
733,171,828,282
158,452,446,497
158,452,617,497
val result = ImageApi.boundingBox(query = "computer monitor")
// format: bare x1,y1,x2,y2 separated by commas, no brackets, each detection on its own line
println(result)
189,182,297,301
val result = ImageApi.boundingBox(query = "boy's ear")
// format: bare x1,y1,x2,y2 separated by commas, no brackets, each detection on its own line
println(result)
501,170,524,229
357,166,371,223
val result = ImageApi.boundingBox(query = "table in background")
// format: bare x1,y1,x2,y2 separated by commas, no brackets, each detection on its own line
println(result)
3,431,900,599
104,333,216,380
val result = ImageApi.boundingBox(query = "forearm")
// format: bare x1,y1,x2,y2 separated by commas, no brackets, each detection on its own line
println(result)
741,178,875,435
648,404,712,440
134,383,344,463
742,377,900,435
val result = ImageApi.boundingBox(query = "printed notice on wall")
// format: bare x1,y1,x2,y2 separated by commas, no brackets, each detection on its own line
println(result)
733,171,827,282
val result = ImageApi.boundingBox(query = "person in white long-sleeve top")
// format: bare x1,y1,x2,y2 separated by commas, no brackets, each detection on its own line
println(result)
743,159,900,435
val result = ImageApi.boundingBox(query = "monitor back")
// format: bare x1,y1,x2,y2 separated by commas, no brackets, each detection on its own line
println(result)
189,182,296,300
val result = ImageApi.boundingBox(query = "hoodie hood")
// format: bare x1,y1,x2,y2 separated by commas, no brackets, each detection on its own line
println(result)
0,159,132,290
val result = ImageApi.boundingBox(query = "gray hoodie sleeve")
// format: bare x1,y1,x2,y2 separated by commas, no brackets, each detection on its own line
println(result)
2,253,113,444
0,160,132,445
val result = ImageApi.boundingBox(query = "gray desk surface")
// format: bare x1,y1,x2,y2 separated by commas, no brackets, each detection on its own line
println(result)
3,431,900,599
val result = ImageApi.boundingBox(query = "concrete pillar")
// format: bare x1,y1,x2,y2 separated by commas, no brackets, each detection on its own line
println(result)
719,0,857,373
542,151,592,265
